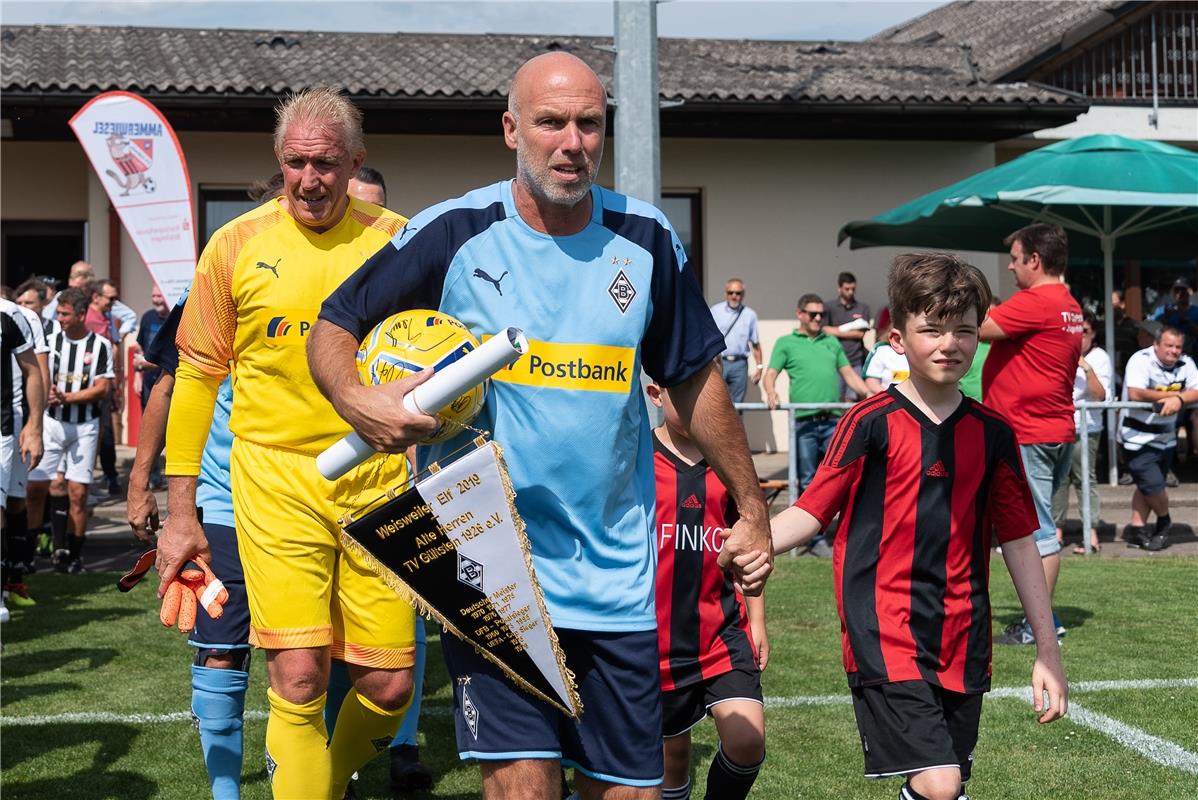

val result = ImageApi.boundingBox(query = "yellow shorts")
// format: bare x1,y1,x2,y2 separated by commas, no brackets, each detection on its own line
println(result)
230,437,415,668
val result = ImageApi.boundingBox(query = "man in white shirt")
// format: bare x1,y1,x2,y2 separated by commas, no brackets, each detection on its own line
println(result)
1118,326,1198,551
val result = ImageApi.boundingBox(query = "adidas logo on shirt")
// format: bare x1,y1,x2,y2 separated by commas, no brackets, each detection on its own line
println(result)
925,460,949,478
681,494,703,509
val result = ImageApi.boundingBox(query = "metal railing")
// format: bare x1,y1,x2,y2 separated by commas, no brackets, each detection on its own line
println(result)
734,402,855,507
736,399,1194,557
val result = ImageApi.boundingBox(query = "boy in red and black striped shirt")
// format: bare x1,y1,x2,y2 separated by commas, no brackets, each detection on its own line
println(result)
649,382,766,800
736,253,1067,800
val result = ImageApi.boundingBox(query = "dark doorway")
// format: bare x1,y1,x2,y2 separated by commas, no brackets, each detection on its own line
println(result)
2,221,87,288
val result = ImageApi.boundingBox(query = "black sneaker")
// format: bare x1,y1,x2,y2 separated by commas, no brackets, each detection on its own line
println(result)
1125,527,1150,549
67,559,86,574
1145,532,1170,552
390,744,433,793
52,549,70,573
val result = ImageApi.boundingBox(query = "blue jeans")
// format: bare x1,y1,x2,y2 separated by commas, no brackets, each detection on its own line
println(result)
796,416,838,491
721,358,749,404
1020,442,1073,557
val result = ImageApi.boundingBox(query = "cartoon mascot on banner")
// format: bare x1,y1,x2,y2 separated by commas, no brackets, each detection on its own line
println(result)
104,133,157,196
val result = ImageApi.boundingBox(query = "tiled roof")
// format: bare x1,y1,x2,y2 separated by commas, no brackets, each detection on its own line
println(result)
0,24,1079,107
870,0,1135,81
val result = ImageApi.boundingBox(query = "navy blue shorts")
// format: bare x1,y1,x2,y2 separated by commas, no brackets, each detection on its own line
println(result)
441,627,664,787
1124,445,1174,498
188,522,250,652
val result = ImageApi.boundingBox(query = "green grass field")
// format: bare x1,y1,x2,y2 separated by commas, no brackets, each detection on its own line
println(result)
3,555,1196,799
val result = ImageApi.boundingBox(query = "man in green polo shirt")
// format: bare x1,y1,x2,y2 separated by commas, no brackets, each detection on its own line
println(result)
765,293,871,494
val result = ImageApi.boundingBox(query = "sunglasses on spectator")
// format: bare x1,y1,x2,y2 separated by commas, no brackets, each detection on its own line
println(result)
801,309,825,318
726,290,743,296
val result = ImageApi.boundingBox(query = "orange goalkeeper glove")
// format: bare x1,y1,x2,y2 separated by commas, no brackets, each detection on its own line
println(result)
119,549,229,634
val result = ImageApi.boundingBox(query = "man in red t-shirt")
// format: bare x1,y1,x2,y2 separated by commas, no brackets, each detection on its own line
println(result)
980,223,1083,646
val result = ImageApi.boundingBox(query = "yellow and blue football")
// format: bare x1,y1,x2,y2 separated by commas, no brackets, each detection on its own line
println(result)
356,309,486,443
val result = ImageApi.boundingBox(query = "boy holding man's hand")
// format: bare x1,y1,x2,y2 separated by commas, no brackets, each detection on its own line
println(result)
735,253,1067,800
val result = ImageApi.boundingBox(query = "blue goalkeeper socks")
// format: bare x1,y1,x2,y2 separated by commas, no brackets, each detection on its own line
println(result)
191,664,249,800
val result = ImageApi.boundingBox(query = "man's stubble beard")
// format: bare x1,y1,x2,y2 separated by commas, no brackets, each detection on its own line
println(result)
515,135,600,208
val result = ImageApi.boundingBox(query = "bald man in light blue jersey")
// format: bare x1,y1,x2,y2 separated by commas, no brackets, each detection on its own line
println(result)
309,52,772,800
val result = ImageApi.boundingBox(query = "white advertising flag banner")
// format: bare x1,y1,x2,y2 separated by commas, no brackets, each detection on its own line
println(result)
69,91,195,306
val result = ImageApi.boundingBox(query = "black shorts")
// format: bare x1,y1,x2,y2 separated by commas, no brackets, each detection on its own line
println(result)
851,681,982,782
441,627,664,787
1123,445,1174,497
662,667,763,737
188,522,250,652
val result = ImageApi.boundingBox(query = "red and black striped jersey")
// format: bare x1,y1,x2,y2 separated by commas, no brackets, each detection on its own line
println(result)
654,432,757,691
796,386,1038,694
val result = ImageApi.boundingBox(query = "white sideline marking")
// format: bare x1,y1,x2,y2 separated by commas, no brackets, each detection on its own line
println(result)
1068,702,1198,775
0,710,269,727
4,679,1195,724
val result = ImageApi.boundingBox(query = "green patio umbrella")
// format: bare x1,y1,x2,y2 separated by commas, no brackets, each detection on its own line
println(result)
838,133,1198,356
839,133,1198,502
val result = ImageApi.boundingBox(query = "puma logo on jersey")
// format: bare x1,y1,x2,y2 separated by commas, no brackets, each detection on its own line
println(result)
256,258,282,278
681,494,703,509
925,460,949,478
473,268,508,296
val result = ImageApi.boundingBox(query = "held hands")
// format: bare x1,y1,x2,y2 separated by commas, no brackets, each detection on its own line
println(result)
731,550,772,593
343,368,441,453
717,515,773,596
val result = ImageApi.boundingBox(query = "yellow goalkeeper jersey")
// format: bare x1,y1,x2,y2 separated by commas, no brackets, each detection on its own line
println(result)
166,197,406,473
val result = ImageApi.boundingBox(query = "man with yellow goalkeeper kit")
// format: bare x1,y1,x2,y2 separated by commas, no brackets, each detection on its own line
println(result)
308,52,773,799
157,87,430,799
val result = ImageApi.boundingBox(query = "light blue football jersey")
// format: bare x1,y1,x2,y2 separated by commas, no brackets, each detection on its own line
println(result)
322,180,724,631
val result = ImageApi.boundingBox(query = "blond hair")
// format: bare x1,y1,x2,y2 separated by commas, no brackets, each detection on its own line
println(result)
273,87,364,156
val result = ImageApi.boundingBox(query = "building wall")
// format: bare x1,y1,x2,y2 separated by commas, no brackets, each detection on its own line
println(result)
0,141,89,221
1,132,1000,450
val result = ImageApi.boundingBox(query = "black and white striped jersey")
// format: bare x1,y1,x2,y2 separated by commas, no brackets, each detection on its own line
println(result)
1,303,34,436
11,302,50,357
46,329,114,424
40,315,61,342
